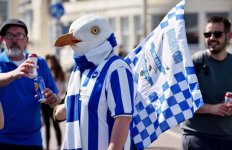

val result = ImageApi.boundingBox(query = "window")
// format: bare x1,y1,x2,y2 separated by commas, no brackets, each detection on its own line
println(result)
19,0,31,5
120,17,129,50
151,13,199,44
185,13,199,44
207,12,229,19
134,15,142,46
0,1,8,23
151,14,165,30
108,18,116,32
62,0,70,2
22,10,33,34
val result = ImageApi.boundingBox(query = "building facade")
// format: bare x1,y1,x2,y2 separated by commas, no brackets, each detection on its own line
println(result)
0,0,232,70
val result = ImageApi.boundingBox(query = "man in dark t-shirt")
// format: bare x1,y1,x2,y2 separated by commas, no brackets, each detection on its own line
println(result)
181,16,232,150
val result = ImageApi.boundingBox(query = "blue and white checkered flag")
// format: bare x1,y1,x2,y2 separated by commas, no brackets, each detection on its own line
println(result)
125,0,204,149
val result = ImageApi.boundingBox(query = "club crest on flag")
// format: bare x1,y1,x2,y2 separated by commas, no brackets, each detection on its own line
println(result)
125,0,204,149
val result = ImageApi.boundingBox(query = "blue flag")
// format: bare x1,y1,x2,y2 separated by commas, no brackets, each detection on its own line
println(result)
125,0,204,149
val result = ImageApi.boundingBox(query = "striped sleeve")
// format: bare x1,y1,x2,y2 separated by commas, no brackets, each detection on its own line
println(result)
107,65,134,117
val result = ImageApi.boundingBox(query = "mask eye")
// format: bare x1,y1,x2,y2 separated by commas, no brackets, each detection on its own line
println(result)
91,26,100,34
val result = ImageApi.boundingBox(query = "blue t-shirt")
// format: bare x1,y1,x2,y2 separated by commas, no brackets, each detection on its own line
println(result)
0,51,58,146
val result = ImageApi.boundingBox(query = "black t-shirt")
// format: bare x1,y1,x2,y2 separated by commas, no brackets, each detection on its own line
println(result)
181,50,232,140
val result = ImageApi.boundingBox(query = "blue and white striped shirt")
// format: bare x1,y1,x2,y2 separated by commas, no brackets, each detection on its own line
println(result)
63,55,135,150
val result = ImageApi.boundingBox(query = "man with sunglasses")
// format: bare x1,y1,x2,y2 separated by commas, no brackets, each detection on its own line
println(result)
0,19,59,150
181,16,232,150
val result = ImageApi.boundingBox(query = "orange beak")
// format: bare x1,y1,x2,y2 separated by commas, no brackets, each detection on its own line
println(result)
54,32,81,47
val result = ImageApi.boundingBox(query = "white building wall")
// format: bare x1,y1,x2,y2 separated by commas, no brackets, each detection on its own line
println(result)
60,0,232,51
2,0,232,69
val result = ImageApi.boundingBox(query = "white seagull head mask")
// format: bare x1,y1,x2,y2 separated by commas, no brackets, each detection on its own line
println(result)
55,15,115,56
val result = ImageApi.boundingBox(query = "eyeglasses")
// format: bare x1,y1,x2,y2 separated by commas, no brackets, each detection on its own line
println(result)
4,33,26,40
203,31,224,38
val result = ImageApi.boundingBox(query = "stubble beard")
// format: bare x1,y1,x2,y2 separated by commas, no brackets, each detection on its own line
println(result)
207,39,227,55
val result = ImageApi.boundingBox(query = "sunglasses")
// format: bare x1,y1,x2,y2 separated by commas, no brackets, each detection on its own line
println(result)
203,31,225,38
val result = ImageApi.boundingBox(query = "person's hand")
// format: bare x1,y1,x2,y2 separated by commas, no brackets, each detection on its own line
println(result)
208,103,229,116
42,88,59,108
11,59,35,79
53,104,66,122
226,101,232,108
226,102,232,116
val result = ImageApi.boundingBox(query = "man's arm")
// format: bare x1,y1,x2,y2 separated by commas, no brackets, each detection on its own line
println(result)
0,71,18,87
0,60,34,87
108,116,132,150
196,103,229,116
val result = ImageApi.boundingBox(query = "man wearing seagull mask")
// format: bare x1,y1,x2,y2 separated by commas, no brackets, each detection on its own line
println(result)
54,15,135,150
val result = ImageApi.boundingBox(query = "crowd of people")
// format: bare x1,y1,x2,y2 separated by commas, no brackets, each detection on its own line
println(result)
0,14,231,150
